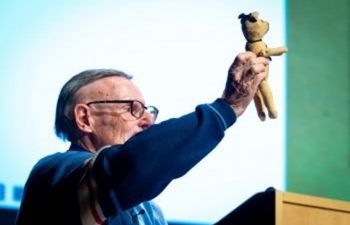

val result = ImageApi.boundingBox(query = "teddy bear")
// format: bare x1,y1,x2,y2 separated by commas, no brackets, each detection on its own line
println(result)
238,11,288,121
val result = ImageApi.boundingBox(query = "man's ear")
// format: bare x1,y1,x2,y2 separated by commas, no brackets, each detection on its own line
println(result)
74,104,93,133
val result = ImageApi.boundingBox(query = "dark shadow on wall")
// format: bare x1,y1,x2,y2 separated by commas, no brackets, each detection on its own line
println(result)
0,208,17,225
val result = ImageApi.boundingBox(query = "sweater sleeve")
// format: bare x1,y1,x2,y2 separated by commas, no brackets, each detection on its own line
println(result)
88,99,236,217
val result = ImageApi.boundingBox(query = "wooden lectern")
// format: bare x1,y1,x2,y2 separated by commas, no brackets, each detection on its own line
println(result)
215,188,350,225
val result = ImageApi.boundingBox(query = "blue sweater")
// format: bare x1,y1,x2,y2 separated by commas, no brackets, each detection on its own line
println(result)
16,99,236,225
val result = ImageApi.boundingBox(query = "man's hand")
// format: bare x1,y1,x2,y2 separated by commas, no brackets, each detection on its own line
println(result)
222,52,269,117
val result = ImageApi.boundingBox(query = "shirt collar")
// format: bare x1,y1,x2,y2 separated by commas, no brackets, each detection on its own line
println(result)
68,142,90,152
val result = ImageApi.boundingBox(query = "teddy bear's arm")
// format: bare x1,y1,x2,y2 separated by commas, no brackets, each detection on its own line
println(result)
265,47,288,57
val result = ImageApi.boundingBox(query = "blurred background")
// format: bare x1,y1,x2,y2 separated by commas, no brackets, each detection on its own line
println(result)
0,0,349,224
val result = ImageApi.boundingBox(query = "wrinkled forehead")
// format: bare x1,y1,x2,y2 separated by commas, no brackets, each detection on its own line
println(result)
74,76,145,103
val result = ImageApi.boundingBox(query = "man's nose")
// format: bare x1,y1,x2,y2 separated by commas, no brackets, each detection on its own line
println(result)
138,111,154,129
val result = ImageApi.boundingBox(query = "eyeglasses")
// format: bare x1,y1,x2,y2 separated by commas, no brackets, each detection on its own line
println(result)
86,100,159,121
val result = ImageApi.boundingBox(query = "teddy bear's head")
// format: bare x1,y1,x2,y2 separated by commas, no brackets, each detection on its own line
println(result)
238,11,269,42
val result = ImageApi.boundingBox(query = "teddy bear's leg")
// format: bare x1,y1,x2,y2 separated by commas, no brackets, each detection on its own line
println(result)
259,80,278,119
254,89,266,121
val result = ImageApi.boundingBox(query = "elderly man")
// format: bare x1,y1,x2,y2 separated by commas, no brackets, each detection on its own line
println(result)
17,52,268,225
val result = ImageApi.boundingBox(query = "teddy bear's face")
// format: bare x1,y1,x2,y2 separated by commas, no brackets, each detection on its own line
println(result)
240,12,269,42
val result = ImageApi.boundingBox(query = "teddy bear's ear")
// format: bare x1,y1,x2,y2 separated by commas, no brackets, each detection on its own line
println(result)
238,13,245,19
238,13,248,24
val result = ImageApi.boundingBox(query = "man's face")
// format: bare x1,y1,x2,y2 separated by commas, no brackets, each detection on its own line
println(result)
74,76,155,150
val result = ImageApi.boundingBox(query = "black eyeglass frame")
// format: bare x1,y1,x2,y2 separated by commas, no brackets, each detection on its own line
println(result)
86,100,159,121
